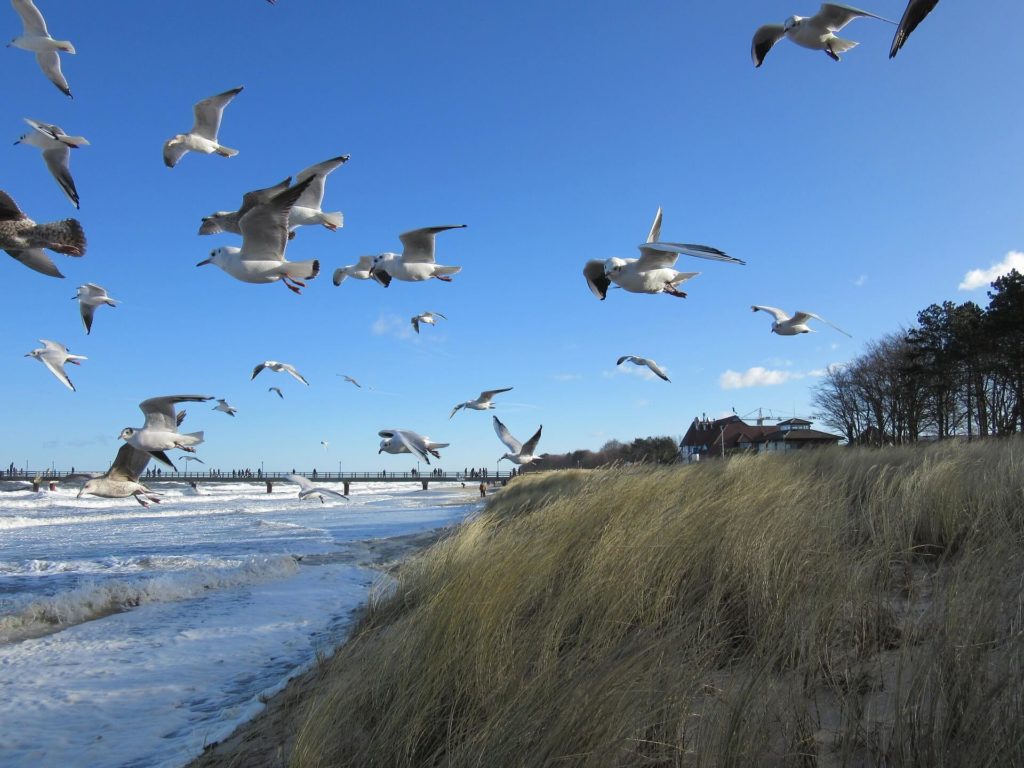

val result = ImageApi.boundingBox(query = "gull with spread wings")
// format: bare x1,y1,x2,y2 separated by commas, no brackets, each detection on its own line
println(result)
751,305,852,337
163,87,243,168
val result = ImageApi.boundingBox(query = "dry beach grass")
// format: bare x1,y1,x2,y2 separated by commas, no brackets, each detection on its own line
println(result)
197,440,1024,767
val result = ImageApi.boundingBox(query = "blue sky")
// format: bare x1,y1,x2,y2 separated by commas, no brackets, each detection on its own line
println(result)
3,1,1022,473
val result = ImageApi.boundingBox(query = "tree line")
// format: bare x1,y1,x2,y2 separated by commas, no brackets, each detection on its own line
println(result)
813,270,1024,445
521,435,680,472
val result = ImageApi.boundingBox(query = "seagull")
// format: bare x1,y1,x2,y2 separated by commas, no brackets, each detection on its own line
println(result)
378,429,449,464
288,155,349,233
198,176,291,237
77,443,160,507
493,416,543,466
118,395,214,470
196,177,320,293
338,374,361,388
584,242,743,300
8,0,75,97
889,0,938,58
752,3,895,67
213,398,237,417
25,339,85,391
411,311,446,334
450,387,513,419
321,440,329,451
369,225,466,287
332,255,376,286
252,360,309,385
163,87,243,168
616,355,670,382
268,386,284,398
74,283,116,335
287,474,348,503
0,190,86,277
15,118,87,209
751,305,852,337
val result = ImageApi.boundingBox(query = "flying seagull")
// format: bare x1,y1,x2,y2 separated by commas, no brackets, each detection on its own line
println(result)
889,0,938,58
199,176,291,237
450,387,513,418
252,360,309,385
584,242,743,300
0,190,86,277
286,474,348,503
15,118,87,208
288,154,349,234
332,255,376,286
320,440,329,451
751,305,852,337
196,176,320,293
378,429,449,464
163,86,243,168
411,311,446,334
616,355,670,382
338,374,361,388
752,3,895,67
493,416,543,466
369,225,466,287
213,398,237,417
118,395,214,470
77,443,160,508
8,0,75,97
74,283,116,335
25,339,85,391
268,386,284,398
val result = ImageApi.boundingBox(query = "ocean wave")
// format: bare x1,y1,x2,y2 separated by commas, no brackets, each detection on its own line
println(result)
0,554,300,644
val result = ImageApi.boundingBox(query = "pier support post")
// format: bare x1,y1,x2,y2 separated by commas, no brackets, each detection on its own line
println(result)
266,481,273,494
49,481,57,491
31,481,39,492
421,480,428,491
343,481,350,495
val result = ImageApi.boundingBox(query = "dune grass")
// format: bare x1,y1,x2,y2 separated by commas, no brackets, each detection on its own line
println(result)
291,440,1024,767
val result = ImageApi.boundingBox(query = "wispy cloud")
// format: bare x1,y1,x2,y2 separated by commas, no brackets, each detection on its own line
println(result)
371,312,413,339
719,366,824,390
853,274,868,287
551,372,582,382
959,251,1024,291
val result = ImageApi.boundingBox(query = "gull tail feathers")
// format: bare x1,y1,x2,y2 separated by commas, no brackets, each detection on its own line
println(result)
285,259,320,281
215,145,240,158
180,430,204,446
31,219,86,256
828,37,858,58
318,212,343,230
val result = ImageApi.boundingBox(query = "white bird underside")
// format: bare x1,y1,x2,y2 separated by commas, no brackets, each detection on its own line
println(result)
493,416,543,465
11,0,75,97
26,338,84,391
119,395,214,470
163,87,243,168
378,429,447,464
751,304,852,337
287,474,348,502
450,387,513,418
370,225,466,285
75,282,116,334
252,360,309,385
616,355,671,382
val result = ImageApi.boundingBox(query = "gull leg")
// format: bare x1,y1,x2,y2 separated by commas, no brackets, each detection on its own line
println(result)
434,275,454,282
664,285,688,298
177,445,197,453
282,278,303,295
825,45,840,62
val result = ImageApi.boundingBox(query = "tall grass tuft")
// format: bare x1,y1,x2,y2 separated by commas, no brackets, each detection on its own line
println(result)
291,440,1024,767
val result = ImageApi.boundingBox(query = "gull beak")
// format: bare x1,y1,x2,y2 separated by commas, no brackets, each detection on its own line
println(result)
196,257,214,267
76,487,84,499
377,448,383,454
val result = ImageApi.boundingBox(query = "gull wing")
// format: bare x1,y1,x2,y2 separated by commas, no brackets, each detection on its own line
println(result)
300,486,348,501
0,192,28,220
644,358,670,382
399,225,466,264
814,3,894,31
492,416,522,454
26,118,87,147
106,443,151,483
751,305,790,323
139,395,212,431
269,387,283,398
287,474,315,493
640,241,744,267
39,354,74,391
889,0,939,58
35,50,70,98
7,248,61,277
394,430,432,464
12,0,48,36
282,364,309,385
42,145,78,208
238,176,314,261
251,362,268,380
411,316,421,334
293,155,349,209
521,425,543,456
40,338,69,354
646,207,663,244
752,23,786,67
340,374,361,388
449,402,466,419
239,177,292,216
479,387,513,403
793,310,852,337
583,259,610,300
192,87,243,141
162,140,189,169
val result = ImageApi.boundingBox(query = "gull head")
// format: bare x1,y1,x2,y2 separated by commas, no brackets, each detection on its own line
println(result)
118,427,135,441
78,480,96,499
783,15,801,32
197,247,231,268
603,257,627,277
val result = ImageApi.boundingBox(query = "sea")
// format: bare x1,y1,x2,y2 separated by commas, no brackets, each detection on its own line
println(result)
0,477,480,768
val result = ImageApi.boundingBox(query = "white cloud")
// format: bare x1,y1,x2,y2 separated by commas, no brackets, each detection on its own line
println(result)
371,313,414,340
853,274,868,287
718,366,824,390
959,251,1024,291
551,372,582,382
